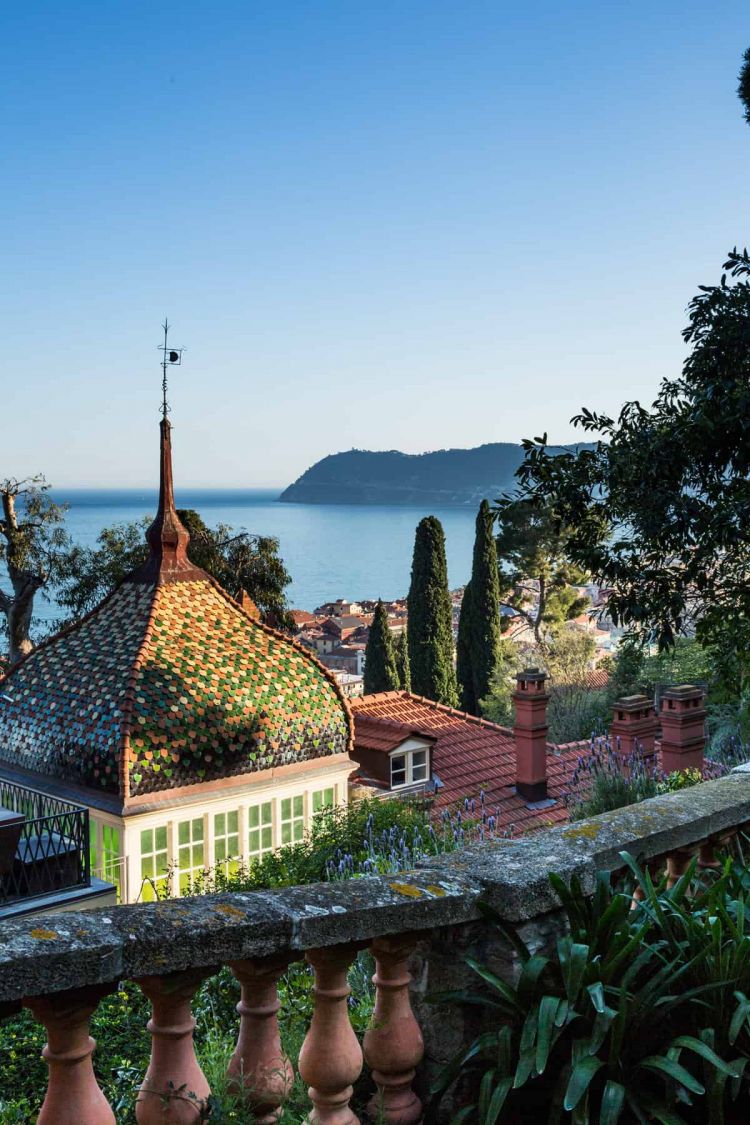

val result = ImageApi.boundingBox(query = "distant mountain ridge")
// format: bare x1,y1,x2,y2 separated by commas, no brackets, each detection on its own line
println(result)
279,443,590,507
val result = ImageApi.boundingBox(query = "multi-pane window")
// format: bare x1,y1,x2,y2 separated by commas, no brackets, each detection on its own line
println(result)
176,816,205,895
140,825,169,902
312,787,335,815
390,748,429,788
214,811,240,877
248,802,273,861
280,795,305,844
101,824,123,899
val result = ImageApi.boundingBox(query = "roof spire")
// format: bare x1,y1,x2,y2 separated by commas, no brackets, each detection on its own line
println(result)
129,323,202,584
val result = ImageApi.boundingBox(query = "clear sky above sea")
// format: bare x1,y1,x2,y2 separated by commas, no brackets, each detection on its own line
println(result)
2,1,750,488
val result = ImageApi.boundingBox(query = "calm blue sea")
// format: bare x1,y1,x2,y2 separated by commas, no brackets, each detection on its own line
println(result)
30,490,479,627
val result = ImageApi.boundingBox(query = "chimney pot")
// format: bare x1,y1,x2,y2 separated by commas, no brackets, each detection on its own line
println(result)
513,669,549,803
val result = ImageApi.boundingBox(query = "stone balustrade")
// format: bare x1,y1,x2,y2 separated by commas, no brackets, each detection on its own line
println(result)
2,770,750,1123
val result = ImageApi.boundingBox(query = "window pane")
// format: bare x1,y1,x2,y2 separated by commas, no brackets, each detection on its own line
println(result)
293,795,303,817
216,840,227,862
261,827,272,849
281,798,291,820
155,826,167,850
215,813,225,835
194,844,204,866
281,822,292,844
293,821,304,842
261,803,272,825
155,851,168,876
227,811,238,833
193,819,204,842
141,829,153,853
248,806,259,829
142,856,154,879
178,822,189,845
412,750,426,767
249,829,260,852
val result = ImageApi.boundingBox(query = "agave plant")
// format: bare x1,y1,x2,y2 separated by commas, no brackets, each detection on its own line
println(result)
430,859,745,1124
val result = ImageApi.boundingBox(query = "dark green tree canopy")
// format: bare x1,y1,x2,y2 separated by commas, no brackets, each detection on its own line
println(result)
494,494,590,644
395,627,411,692
363,599,399,695
406,516,458,706
467,500,502,708
456,579,476,714
53,509,293,631
513,249,750,662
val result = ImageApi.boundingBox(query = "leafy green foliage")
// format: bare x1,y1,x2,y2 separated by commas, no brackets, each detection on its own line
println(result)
0,476,70,662
406,516,458,705
363,599,399,694
494,494,591,644
432,851,750,1123
513,250,750,671
53,508,293,630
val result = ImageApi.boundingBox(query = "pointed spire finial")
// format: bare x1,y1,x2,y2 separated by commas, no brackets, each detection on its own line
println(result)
128,323,202,585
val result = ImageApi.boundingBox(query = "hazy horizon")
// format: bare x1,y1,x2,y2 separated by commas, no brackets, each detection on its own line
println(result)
3,2,750,487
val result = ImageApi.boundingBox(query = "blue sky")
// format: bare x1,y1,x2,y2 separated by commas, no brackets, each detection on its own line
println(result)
2,1,750,487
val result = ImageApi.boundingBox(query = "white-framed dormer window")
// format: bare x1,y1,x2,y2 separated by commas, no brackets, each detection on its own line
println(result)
390,747,429,788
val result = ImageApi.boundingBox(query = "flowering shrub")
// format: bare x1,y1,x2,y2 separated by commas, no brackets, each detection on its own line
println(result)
564,736,709,821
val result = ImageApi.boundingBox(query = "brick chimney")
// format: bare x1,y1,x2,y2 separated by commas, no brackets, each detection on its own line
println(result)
610,694,657,758
513,667,549,803
659,685,706,773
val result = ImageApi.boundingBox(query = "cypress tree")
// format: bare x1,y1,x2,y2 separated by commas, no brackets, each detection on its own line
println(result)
467,499,502,712
363,599,399,694
456,580,476,713
406,516,458,705
395,628,411,692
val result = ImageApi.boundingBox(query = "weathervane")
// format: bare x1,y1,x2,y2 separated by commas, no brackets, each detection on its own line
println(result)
157,319,185,418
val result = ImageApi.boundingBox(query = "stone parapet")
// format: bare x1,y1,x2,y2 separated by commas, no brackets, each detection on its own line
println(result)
2,771,750,1121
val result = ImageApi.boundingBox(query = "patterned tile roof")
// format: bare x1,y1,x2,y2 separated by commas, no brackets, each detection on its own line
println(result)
351,692,578,836
0,575,352,798
0,419,352,799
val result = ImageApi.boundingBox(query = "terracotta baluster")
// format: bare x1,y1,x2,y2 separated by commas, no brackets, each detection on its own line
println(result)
630,858,663,909
666,846,696,890
26,984,115,1125
699,829,737,873
298,944,363,1125
698,836,722,872
136,968,213,1124
363,936,424,1124
227,954,293,1122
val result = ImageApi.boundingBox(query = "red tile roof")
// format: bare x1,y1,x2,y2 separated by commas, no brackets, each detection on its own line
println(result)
353,714,437,753
351,692,578,836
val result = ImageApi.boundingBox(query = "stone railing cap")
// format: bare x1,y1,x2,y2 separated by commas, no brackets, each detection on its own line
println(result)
2,773,750,1005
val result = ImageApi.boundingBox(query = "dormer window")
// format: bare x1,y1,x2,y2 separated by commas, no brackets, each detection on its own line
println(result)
390,747,429,788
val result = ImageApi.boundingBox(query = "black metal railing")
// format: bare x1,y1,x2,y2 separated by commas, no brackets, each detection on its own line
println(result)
0,781,90,907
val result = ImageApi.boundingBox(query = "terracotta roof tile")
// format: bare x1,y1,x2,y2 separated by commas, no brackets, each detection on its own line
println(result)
352,691,581,836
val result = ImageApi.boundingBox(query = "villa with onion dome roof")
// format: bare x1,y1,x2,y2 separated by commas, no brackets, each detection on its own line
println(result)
0,416,356,902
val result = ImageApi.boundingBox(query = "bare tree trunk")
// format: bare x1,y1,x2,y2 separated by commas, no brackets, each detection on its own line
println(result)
5,578,40,666
1,482,54,667
533,574,547,646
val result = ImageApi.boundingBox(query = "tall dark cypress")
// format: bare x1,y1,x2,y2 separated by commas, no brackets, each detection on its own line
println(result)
395,628,411,692
363,599,399,694
406,516,458,705
468,499,501,710
456,580,476,713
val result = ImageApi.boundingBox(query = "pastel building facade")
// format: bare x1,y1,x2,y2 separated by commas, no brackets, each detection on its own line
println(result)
0,418,355,903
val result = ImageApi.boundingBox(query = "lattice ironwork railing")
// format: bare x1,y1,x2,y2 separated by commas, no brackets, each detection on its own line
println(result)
0,782,90,906
0,778,82,822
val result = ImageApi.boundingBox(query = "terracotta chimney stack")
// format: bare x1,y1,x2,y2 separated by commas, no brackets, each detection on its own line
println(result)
610,694,657,758
659,685,706,773
513,667,549,803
